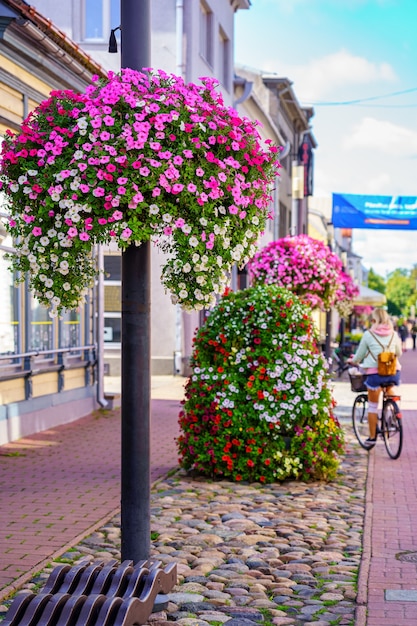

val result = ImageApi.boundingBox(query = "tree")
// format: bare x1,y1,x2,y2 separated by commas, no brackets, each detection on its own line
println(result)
367,268,386,294
386,269,412,316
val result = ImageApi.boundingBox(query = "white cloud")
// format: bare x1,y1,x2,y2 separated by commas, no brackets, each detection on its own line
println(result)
353,229,417,276
264,49,396,101
364,172,393,195
342,117,417,157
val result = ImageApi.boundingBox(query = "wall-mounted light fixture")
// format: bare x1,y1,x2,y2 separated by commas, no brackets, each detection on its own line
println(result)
108,26,121,53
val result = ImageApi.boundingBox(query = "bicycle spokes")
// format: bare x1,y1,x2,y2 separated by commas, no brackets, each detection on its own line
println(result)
352,394,369,449
382,399,403,459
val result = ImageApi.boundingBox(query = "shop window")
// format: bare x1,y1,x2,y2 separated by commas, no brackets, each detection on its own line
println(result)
60,310,81,349
28,294,54,352
0,253,19,355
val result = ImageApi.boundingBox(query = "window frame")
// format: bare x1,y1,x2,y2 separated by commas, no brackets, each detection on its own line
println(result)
200,1,214,68
82,0,120,43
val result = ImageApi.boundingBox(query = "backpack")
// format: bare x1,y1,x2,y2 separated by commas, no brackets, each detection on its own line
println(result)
369,332,397,376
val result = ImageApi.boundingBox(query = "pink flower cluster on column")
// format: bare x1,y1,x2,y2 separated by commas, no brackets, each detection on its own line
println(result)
247,235,359,313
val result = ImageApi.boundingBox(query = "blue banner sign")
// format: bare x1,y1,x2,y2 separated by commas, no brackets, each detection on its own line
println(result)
332,193,417,230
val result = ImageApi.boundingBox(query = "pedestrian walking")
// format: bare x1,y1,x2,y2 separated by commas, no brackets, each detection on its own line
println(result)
411,320,417,350
398,320,408,351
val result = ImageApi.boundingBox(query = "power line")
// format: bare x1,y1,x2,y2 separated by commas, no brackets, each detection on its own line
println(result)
285,86,417,107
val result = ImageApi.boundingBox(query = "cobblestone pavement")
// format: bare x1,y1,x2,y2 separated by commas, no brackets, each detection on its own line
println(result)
1,349,417,625
0,412,366,625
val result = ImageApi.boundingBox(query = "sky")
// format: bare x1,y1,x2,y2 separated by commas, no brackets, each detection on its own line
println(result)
235,0,417,279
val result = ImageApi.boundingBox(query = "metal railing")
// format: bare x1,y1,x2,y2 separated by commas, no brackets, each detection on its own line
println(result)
0,345,97,398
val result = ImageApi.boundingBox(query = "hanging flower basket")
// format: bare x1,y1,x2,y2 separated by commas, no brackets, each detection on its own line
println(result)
334,270,360,317
0,68,280,314
246,234,358,312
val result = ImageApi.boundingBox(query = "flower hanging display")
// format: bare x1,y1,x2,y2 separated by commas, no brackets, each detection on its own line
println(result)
246,234,358,312
0,68,280,314
334,269,360,318
178,284,345,483
353,305,373,316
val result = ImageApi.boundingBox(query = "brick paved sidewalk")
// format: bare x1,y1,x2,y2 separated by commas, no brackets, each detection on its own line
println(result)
356,346,417,625
0,377,185,601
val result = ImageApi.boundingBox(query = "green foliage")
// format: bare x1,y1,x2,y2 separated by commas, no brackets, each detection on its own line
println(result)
386,269,413,316
367,268,386,294
177,284,345,483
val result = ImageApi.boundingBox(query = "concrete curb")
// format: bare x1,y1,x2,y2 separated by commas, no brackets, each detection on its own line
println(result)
355,444,375,625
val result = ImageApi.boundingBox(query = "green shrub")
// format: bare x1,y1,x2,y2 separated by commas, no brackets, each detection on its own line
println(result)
177,285,345,483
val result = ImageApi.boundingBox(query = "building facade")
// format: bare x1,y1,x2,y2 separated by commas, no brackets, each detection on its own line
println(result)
28,0,255,376
2,0,317,407
0,0,107,444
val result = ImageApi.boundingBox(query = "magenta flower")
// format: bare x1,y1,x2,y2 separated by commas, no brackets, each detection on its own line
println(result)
121,227,132,240
1,68,279,312
247,235,358,313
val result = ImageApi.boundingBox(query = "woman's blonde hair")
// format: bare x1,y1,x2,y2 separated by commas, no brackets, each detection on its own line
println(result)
371,307,392,327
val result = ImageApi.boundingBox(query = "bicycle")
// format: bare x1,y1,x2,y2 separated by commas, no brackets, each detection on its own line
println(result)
350,372,403,459
331,341,358,378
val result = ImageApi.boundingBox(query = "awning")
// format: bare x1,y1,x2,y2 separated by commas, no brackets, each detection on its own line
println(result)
353,285,386,306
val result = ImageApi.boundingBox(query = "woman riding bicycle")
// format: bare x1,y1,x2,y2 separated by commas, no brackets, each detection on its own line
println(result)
347,308,402,448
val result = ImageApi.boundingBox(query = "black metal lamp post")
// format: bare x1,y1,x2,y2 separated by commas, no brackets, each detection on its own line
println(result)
119,0,152,563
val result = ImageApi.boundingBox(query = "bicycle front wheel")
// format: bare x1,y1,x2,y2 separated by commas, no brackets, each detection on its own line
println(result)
382,399,403,459
352,394,369,449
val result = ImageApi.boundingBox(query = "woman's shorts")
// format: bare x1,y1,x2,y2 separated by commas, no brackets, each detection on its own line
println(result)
365,371,401,390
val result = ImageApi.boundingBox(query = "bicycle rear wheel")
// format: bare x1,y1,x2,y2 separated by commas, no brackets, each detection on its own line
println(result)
352,394,369,449
382,399,403,459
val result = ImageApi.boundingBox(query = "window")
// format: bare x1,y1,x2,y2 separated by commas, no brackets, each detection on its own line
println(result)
200,2,214,66
28,294,53,352
84,0,120,42
103,254,121,344
60,310,81,349
0,254,19,355
219,27,230,90
104,314,121,343
104,254,121,280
